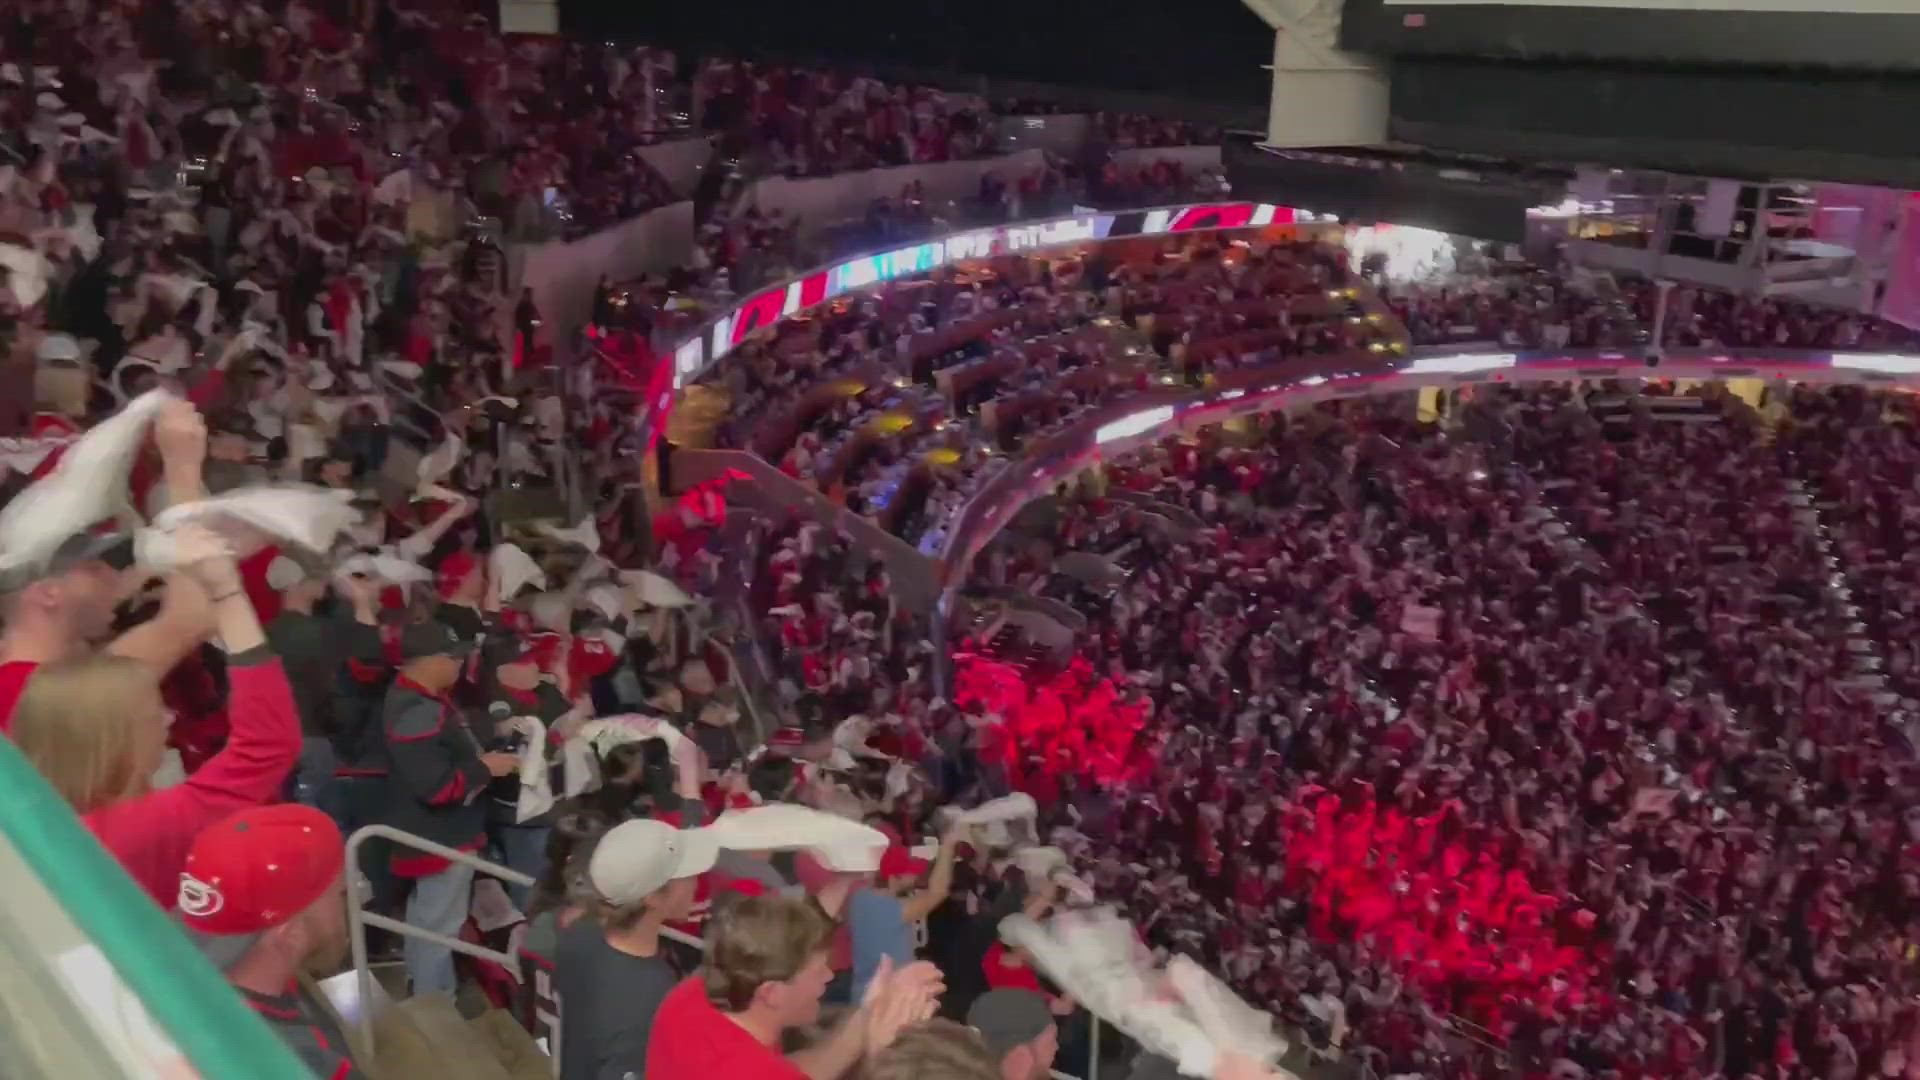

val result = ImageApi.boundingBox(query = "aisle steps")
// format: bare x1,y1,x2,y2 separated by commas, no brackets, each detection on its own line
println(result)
313,972,550,1080
1784,479,1895,705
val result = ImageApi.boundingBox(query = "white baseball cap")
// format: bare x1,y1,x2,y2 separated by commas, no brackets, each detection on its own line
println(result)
588,819,719,905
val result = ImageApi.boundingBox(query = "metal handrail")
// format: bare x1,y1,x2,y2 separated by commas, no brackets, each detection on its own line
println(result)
341,824,1108,1079
345,825,534,1061
343,824,706,1066
373,373,441,447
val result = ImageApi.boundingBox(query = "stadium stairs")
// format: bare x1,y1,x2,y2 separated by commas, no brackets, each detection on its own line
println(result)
312,973,549,1080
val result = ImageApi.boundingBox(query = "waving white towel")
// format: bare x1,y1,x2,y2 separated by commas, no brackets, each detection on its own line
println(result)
0,242,50,308
144,485,358,567
415,433,463,496
539,515,601,553
577,713,687,758
563,714,694,802
335,550,434,586
582,581,629,623
1167,957,1291,1074
1001,908,1291,1079
0,435,74,478
953,793,1039,848
706,803,889,873
618,568,694,609
489,542,545,605
509,716,554,823
0,389,172,574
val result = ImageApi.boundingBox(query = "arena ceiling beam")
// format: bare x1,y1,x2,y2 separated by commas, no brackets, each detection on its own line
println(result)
1239,0,1391,149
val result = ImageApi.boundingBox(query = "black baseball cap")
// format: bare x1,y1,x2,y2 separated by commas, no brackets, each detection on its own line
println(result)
399,621,477,661
966,990,1053,1064
481,631,535,667
0,529,136,593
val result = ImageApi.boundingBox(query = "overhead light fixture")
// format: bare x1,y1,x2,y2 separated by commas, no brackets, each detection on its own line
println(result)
1406,353,1518,375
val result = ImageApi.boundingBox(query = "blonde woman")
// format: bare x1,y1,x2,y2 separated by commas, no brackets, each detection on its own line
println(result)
12,535,301,907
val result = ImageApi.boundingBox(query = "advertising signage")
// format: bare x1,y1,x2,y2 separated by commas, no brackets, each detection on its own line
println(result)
684,202,1319,385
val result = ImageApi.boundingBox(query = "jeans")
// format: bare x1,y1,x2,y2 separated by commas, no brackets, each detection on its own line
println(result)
404,862,476,995
494,825,549,911
318,776,399,911
290,738,337,808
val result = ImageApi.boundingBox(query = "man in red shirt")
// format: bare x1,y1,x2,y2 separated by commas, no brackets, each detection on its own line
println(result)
0,399,221,731
0,532,135,726
646,894,945,1080
0,527,234,732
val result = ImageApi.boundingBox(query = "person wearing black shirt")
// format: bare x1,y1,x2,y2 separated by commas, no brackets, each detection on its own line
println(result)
483,633,574,908
265,557,382,808
514,287,542,365
555,819,707,1080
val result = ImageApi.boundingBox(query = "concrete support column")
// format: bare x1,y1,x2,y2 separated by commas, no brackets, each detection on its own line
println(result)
1242,0,1390,149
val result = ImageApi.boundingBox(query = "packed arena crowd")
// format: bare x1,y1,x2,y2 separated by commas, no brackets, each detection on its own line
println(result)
1386,268,1919,352
6,2,1920,1080
762,377,1920,1080
709,232,1387,556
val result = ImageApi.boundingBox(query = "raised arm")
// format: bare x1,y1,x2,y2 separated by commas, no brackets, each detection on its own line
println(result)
106,573,216,673
394,495,476,561
898,823,969,922
84,541,300,904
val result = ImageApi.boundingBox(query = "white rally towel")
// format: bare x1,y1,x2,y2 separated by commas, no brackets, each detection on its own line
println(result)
577,713,688,758
706,803,889,873
619,568,694,609
0,242,51,308
953,793,1039,848
507,716,554,823
539,516,601,553
1001,907,1291,1079
0,389,173,575
1166,956,1293,1076
563,713,695,803
143,485,358,567
490,542,546,605
1012,845,1069,882
335,550,435,586
1010,846,1096,904
0,434,76,478
372,168,414,207
415,432,463,497
831,714,895,763
582,581,629,623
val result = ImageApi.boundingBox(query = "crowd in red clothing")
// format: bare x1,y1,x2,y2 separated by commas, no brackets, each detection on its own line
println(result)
1387,267,1920,352
952,651,1155,795
918,383,1920,1080
19,4,1920,1079
694,59,1002,179
1280,791,1605,1024
712,235,1380,569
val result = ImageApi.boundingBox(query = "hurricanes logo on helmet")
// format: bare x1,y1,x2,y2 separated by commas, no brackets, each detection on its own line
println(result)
177,873,224,918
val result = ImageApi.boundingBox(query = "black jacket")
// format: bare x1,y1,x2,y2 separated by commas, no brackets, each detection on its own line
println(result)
240,982,369,1080
266,609,382,740
380,674,490,875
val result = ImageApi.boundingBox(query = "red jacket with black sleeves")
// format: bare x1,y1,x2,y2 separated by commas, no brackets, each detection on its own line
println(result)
381,675,491,877
86,646,302,907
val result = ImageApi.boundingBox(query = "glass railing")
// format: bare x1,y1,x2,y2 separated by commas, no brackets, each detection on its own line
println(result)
0,738,311,1078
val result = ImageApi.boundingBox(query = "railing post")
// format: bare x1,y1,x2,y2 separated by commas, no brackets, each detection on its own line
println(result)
344,827,379,1061
1087,1013,1100,1080
342,825,540,1067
